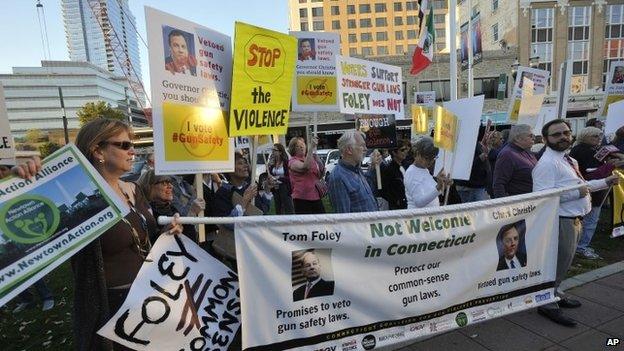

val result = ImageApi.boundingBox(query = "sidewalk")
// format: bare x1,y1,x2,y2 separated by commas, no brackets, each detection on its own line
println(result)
398,262,624,351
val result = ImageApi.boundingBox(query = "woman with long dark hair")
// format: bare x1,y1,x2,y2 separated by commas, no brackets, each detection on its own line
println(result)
268,143,294,214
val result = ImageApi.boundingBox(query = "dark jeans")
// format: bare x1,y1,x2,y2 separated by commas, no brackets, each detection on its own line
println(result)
293,198,325,214
17,279,53,303
273,183,294,214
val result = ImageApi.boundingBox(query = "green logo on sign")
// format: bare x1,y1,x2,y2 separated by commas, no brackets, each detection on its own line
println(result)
455,312,468,327
0,195,60,244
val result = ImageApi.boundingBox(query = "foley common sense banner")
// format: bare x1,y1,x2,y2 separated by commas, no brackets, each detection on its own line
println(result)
236,191,560,350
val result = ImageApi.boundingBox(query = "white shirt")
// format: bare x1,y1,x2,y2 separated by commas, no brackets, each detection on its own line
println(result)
505,256,522,269
404,165,440,208
532,147,607,217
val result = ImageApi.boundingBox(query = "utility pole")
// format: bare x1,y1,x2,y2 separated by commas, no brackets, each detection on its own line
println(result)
58,87,69,144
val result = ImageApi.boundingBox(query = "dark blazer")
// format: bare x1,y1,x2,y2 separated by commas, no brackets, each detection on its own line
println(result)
293,279,335,301
497,252,527,271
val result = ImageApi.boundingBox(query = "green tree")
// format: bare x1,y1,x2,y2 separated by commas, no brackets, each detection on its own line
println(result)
77,101,126,126
39,142,62,158
25,129,44,144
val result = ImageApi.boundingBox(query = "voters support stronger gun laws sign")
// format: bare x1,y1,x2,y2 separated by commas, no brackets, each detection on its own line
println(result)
236,191,560,350
0,144,128,307
98,234,240,351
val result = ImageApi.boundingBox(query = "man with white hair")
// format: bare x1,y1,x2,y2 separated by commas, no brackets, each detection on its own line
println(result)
492,124,537,198
293,251,334,301
328,130,381,213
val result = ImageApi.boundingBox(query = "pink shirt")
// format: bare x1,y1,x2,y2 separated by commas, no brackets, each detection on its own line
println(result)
288,156,321,201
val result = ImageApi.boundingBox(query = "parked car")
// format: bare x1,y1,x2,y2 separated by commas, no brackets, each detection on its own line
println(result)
316,149,340,180
121,159,147,182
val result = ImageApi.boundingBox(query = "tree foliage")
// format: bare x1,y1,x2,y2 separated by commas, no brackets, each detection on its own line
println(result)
77,101,126,126
24,129,45,144
39,142,62,159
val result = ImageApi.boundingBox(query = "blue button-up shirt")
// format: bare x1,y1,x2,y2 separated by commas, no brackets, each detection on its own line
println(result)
328,160,378,213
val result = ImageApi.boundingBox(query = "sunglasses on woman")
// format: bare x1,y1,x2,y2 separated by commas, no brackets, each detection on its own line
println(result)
99,140,134,150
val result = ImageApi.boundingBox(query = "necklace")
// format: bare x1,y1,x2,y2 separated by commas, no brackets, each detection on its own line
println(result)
119,187,153,262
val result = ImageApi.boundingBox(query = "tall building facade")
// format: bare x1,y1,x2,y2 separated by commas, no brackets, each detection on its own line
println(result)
61,0,142,83
288,0,450,57
518,0,624,95
456,0,518,52
0,61,145,137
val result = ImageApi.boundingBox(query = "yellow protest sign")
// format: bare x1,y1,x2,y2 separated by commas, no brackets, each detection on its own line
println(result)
612,170,624,238
163,103,229,161
229,22,297,137
433,106,458,151
411,105,430,135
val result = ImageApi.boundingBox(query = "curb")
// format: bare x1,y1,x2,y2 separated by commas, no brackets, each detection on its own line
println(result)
560,260,624,291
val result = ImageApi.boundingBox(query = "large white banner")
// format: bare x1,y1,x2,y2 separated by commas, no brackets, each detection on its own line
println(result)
290,31,340,112
146,7,234,175
98,234,241,350
336,55,404,118
0,84,15,165
507,66,550,123
236,191,560,350
602,61,624,116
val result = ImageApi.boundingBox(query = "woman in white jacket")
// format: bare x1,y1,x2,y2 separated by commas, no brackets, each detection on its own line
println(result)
404,137,452,208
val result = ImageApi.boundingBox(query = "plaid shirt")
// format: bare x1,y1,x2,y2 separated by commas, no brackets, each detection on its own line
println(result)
328,160,378,213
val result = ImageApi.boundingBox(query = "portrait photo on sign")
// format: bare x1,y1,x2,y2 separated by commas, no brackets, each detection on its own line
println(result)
292,248,335,302
298,38,316,61
612,66,624,84
162,26,197,76
496,220,528,271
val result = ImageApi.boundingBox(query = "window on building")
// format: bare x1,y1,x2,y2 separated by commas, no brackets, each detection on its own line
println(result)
377,46,389,55
605,4,624,88
331,6,340,15
360,18,372,28
311,7,323,17
301,22,309,31
567,6,591,92
492,0,499,11
347,5,355,14
492,23,499,42
376,18,388,27
376,32,388,41
311,0,322,2
531,8,554,74
474,77,507,99
407,29,418,39
299,8,308,18
408,44,418,54
332,20,341,30
362,47,374,56
299,0,306,3
435,28,445,39
433,0,447,9
361,32,373,42
420,80,451,101
350,48,358,55
395,16,403,25
407,15,418,25
348,34,357,43
313,20,324,30
395,30,404,40
406,1,419,11
471,5,479,17
434,14,445,24
375,3,387,12
359,4,371,13
348,19,356,28
396,45,404,54
394,2,403,11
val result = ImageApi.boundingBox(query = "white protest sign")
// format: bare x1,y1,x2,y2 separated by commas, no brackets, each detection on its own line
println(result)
434,95,484,180
0,144,128,307
605,99,624,139
517,94,545,129
534,106,557,132
414,91,436,107
236,191,560,350
507,66,550,123
98,234,240,350
336,55,404,118
146,7,234,175
0,84,15,165
603,61,624,116
290,32,341,112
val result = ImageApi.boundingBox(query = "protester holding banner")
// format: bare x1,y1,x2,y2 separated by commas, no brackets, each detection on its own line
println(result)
404,137,451,208
71,118,183,350
268,143,294,214
138,170,198,242
328,130,381,213
379,140,410,210
569,127,624,260
533,119,618,327
288,136,326,214
492,124,537,198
